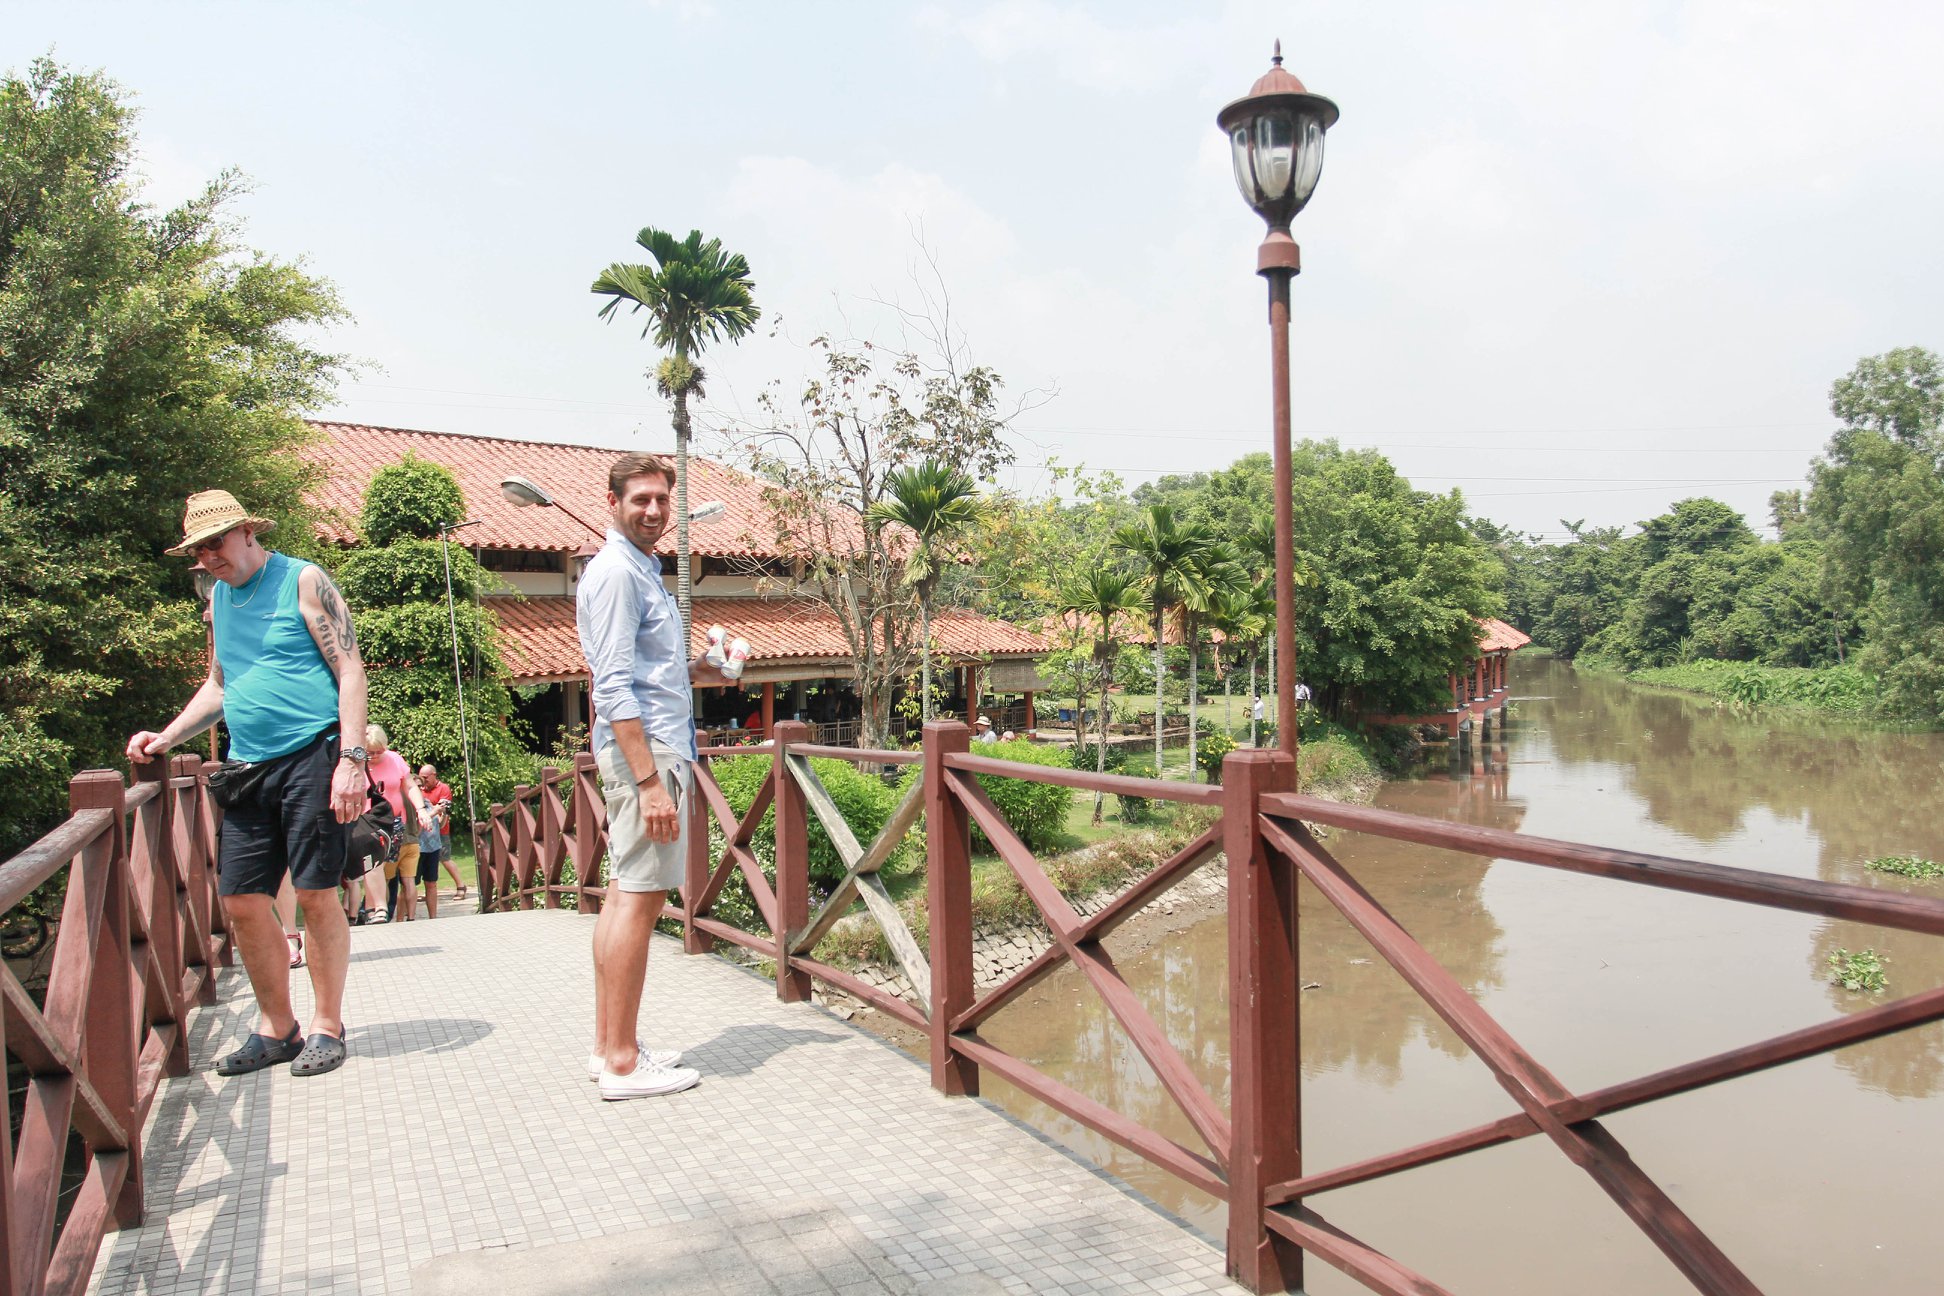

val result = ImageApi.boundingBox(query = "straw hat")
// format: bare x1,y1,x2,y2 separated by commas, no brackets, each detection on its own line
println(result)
165,490,276,556
974,715,993,728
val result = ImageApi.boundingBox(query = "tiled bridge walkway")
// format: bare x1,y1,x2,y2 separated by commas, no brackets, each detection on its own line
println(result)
86,907,1242,1296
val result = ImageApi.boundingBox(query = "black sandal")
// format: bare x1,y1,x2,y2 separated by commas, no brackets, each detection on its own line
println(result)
216,1025,304,1076
290,1029,347,1077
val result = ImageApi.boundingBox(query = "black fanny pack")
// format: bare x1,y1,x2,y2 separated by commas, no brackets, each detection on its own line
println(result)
206,760,273,811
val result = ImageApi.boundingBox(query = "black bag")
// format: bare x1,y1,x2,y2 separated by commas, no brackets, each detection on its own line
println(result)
206,760,273,811
344,785,404,880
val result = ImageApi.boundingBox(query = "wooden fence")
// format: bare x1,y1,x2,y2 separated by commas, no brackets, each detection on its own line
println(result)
0,757,231,1296
477,718,1944,1294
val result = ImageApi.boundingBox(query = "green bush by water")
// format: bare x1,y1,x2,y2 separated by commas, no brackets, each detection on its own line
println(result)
1612,659,1876,715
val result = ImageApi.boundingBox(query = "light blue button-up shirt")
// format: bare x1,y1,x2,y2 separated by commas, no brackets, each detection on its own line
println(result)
576,529,696,760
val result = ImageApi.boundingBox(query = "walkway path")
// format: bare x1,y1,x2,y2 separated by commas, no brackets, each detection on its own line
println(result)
86,906,1242,1295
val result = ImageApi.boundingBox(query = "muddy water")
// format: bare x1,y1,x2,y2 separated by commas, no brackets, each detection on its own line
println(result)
975,657,1944,1294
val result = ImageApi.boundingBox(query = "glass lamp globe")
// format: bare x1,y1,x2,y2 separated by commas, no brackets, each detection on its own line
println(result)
1216,42,1339,230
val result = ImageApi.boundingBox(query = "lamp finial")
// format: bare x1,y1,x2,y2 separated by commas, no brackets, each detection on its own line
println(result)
1272,38,1283,66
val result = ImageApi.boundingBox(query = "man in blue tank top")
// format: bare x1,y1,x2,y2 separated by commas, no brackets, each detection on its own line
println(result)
127,491,370,1078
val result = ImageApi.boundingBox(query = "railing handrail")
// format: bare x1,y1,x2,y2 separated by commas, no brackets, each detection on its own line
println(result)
1261,790,1944,935
0,807,117,913
946,750,1226,805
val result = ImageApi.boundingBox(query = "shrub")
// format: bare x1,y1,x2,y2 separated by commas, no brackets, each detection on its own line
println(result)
1195,730,1237,781
907,738,1076,853
360,454,464,544
710,753,916,887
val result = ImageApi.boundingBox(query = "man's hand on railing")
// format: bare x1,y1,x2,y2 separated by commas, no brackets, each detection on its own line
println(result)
127,730,171,764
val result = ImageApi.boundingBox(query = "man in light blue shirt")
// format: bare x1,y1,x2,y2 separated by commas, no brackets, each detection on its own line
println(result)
576,452,737,1101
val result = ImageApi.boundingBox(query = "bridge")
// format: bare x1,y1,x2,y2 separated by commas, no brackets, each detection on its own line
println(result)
7,722,1944,1295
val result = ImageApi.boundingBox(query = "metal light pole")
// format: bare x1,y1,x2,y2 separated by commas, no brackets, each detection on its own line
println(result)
438,519,484,835
1218,41,1337,760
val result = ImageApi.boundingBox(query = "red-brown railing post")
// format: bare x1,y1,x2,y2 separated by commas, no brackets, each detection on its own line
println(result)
923,719,977,1096
772,721,813,1002
71,770,145,1229
571,752,604,913
1223,747,1300,1293
176,758,219,1006
137,759,191,1077
474,814,498,914
681,748,713,954
537,769,565,909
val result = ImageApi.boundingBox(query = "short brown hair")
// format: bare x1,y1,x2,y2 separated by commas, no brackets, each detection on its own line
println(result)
609,452,675,497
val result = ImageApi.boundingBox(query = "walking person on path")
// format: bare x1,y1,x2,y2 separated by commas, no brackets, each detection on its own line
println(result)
577,452,736,1100
363,725,432,921
127,491,367,1078
417,764,466,900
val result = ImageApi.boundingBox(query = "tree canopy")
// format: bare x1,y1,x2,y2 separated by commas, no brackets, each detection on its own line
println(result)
0,57,344,855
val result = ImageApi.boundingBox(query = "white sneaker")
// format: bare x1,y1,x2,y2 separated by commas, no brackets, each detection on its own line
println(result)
598,1056,700,1101
586,1041,683,1081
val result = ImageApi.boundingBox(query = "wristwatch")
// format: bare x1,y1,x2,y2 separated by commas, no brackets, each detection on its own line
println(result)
341,746,369,764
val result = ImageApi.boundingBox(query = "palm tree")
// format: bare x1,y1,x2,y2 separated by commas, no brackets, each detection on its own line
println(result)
1177,544,1247,779
1058,565,1142,823
1213,579,1274,745
866,461,983,723
592,227,759,644
1112,505,1221,777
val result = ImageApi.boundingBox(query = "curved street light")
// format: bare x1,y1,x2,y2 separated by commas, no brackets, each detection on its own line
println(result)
1217,41,1336,760
499,474,723,534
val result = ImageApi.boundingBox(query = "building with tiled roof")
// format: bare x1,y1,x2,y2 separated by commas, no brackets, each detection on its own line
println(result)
303,422,1046,746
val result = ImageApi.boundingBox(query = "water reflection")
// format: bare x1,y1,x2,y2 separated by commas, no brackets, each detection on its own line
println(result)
971,657,1944,1293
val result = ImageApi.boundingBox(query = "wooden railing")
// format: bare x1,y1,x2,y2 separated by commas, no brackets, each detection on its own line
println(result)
0,757,231,1296
475,722,1944,1296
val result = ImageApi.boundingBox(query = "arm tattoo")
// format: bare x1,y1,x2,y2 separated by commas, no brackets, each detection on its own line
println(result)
307,570,358,673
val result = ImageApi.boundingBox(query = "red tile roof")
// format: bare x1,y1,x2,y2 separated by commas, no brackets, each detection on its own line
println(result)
492,596,1045,683
1477,616,1533,653
304,421,862,559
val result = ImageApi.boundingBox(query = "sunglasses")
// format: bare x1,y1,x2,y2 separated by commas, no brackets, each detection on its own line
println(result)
188,527,238,557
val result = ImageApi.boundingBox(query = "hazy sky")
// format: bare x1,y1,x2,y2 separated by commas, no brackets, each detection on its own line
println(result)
12,1,1942,539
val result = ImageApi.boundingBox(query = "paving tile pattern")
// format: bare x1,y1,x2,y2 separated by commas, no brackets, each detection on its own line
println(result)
87,908,1242,1295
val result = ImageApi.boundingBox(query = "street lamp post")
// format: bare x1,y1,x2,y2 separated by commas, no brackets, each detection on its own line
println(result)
1217,40,1337,761
438,519,484,837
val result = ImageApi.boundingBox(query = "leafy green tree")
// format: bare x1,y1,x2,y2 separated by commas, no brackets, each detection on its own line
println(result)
1285,442,1503,715
866,460,982,721
593,227,759,640
0,58,344,856
1113,505,1221,773
334,456,530,822
1809,346,1944,717
1057,565,1142,822
1211,578,1273,745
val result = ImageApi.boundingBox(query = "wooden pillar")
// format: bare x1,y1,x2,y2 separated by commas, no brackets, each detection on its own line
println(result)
771,721,812,1001
1024,690,1036,732
1474,657,1486,702
70,770,146,1228
680,747,712,953
964,664,981,725
1223,747,1300,1291
571,753,604,915
923,720,977,1096
761,681,776,736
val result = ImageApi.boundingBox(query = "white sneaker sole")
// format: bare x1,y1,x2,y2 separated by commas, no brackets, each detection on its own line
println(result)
586,1048,682,1081
598,1067,700,1100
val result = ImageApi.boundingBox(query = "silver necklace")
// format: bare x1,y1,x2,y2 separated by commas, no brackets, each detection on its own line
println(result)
229,560,272,609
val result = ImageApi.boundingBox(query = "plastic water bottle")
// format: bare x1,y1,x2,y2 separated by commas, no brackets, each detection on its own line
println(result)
721,637,751,681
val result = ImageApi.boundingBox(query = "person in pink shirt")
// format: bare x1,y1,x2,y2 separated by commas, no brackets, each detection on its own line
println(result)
354,724,432,924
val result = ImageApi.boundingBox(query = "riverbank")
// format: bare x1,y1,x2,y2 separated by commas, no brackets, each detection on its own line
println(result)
1573,653,1883,717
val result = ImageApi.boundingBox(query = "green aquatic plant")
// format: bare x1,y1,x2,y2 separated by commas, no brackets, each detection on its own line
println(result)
1827,948,1889,993
1865,854,1944,880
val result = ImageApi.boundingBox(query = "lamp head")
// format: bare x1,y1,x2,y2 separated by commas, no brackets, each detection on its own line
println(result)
500,475,554,508
688,500,726,522
1216,40,1338,236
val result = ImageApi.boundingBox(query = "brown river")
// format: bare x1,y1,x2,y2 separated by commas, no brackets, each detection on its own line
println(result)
971,656,1944,1294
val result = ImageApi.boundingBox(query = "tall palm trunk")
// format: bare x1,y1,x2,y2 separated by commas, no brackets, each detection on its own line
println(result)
918,599,933,722
1095,643,1112,824
672,387,693,650
1248,650,1259,747
1187,621,1200,780
1152,608,1165,775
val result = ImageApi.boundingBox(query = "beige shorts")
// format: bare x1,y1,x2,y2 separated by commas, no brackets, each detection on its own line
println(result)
595,740,691,894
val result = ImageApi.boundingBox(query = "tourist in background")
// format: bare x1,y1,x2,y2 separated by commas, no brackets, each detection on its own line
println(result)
363,724,431,922
418,764,466,899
